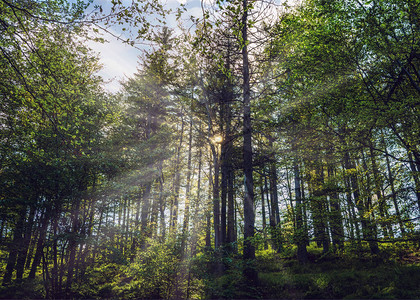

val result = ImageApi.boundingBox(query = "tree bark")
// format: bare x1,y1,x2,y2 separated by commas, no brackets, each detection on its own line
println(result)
66,196,81,295
191,146,203,256
159,173,166,241
2,206,26,285
206,162,213,249
408,152,420,211
211,143,221,248
140,182,152,246
242,0,257,283
29,207,50,279
294,163,308,263
260,184,268,250
227,167,236,247
220,141,228,246
16,204,36,280
327,166,344,251
268,137,282,252
170,113,185,232
344,150,379,254
382,138,405,234
369,143,393,238
181,115,194,254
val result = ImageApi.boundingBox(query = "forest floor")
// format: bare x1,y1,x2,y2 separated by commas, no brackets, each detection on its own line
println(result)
257,252,420,299
1,243,420,299
203,243,420,299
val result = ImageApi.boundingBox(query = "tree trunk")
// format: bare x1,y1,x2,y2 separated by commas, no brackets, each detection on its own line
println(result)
16,204,36,280
260,184,268,250
66,196,81,295
360,149,379,254
300,177,310,246
383,138,405,234
285,168,295,226
369,143,393,238
268,138,282,252
294,163,308,263
29,207,50,279
2,206,26,285
344,150,379,254
150,181,160,239
242,0,257,283
227,168,236,247
342,162,361,243
191,147,203,256
211,143,221,248
181,115,194,254
317,165,330,254
170,114,185,232
140,182,152,247
327,166,344,251
408,152,420,211
206,161,213,249
220,141,228,246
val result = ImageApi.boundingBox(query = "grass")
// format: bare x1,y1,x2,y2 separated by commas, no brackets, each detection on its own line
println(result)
256,244,420,299
1,243,419,299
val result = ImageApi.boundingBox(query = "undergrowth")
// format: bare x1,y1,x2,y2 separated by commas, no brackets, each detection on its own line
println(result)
1,242,419,299
256,242,420,299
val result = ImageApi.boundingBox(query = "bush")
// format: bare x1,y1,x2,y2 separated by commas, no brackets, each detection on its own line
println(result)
115,240,181,299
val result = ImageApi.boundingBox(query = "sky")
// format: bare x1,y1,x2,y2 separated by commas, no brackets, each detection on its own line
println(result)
87,0,205,93
87,0,297,93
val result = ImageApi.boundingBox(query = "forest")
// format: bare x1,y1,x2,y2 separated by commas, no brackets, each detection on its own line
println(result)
0,0,419,298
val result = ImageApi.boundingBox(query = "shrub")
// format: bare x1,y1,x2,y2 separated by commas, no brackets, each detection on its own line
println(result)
115,240,181,299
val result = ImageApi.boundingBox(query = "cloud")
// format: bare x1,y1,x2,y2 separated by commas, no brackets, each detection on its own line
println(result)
87,30,141,93
166,0,188,5
188,6,203,19
202,0,216,6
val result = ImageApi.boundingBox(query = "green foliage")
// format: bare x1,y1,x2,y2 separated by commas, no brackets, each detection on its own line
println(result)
0,278,45,299
67,240,185,299
113,240,181,299
256,249,285,273
71,263,122,298
1,0,419,299
188,248,259,299
258,246,420,299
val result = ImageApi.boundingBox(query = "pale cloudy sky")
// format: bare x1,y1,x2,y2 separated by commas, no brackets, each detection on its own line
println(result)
87,0,296,93
87,0,204,93
89,35,139,93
